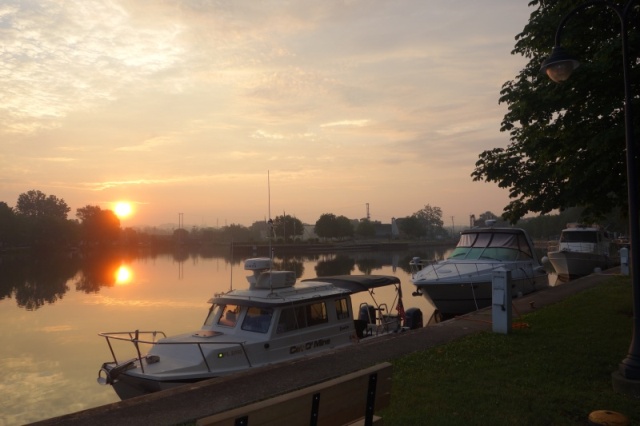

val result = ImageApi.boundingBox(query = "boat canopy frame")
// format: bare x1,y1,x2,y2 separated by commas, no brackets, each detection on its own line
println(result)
302,275,401,294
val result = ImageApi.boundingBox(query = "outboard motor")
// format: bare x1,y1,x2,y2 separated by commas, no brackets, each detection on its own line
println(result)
404,307,423,329
359,304,376,324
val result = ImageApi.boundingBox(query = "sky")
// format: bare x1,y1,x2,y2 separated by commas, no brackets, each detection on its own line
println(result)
0,0,536,228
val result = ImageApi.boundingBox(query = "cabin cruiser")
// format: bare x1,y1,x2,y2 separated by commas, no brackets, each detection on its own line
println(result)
409,221,548,319
97,258,421,400
544,224,618,279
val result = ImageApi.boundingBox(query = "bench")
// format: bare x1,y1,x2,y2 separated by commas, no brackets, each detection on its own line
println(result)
196,362,393,426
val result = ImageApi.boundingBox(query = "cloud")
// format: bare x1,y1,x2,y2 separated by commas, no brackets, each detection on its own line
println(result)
0,0,185,132
320,119,370,128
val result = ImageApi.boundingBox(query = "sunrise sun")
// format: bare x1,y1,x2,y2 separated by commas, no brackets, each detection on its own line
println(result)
114,201,133,218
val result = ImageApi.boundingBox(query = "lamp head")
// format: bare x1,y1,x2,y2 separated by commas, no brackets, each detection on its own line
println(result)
540,46,580,83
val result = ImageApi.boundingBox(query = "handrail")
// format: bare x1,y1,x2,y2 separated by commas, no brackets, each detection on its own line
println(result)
98,330,253,374
413,260,539,281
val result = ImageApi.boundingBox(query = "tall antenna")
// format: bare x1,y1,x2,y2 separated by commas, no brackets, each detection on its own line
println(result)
268,170,271,222
267,171,274,292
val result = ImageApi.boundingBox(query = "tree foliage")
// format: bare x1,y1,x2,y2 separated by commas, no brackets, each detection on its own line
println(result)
398,205,447,239
314,213,354,240
76,205,121,245
471,0,640,223
13,190,73,247
272,214,304,241
16,189,70,219
355,219,376,238
398,215,426,239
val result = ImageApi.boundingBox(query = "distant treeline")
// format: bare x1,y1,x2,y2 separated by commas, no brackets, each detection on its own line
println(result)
0,190,629,252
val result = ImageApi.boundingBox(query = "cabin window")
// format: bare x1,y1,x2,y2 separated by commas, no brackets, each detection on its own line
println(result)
451,232,534,261
217,304,240,327
241,307,273,333
457,233,477,247
203,305,216,327
276,302,330,334
561,231,598,243
335,298,349,320
307,302,328,326
276,306,307,333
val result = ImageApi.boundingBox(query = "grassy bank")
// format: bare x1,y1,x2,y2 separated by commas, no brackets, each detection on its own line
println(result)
382,275,639,425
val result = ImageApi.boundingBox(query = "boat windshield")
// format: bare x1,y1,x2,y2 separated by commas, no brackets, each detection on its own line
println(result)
241,307,273,333
213,304,240,328
448,232,534,261
560,231,599,243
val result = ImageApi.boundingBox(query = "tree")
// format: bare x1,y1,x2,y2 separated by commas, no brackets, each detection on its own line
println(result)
471,0,640,223
414,205,446,239
398,216,426,239
272,214,304,242
16,190,70,219
335,216,355,239
0,202,20,247
76,205,120,245
355,219,376,238
314,213,354,240
315,213,337,239
14,190,72,248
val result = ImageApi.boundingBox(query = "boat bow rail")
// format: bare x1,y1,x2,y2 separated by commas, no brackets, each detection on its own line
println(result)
97,330,252,381
410,257,544,283
547,240,610,255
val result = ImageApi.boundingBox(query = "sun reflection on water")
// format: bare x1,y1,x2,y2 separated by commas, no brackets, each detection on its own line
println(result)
115,265,133,285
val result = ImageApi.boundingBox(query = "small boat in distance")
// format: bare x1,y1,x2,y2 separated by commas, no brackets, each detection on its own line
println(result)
409,221,548,319
97,258,422,400
544,224,619,279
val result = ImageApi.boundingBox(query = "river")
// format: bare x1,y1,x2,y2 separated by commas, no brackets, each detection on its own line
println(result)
1,245,466,425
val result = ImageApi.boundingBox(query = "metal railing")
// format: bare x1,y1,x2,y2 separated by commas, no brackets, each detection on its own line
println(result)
410,258,541,283
548,241,610,255
98,330,252,374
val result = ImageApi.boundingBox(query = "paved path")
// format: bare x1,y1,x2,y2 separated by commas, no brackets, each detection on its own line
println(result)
32,270,621,426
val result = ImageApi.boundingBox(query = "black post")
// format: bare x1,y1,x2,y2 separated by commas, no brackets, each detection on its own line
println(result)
543,0,640,390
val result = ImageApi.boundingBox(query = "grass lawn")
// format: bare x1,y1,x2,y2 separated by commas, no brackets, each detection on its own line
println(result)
382,275,639,426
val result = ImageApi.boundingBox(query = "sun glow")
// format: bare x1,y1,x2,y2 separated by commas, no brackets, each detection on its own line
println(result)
115,265,133,285
114,201,133,218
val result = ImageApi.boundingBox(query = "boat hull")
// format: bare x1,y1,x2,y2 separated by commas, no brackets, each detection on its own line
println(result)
107,367,216,400
547,251,612,278
414,275,548,319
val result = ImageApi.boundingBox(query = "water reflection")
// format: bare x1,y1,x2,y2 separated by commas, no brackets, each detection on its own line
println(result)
1,246,461,425
0,254,78,310
0,245,455,311
115,265,133,285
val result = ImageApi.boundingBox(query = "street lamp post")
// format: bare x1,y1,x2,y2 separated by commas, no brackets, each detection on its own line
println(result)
540,0,640,395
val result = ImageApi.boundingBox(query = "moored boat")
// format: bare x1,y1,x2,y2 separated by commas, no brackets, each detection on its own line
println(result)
544,224,619,279
409,221,548,319
97,257,421,400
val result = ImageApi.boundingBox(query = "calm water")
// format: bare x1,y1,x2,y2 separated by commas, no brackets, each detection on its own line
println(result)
0,245,457,425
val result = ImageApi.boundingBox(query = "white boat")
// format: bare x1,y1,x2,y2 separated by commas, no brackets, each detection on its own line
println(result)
545,224,618,279
409,222,548,319
97,258,421,400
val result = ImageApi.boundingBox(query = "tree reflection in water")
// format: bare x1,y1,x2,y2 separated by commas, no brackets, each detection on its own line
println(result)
0,245,454,311
0,253,79,310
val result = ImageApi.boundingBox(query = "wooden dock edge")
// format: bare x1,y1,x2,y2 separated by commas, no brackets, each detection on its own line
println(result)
196,362,393,426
